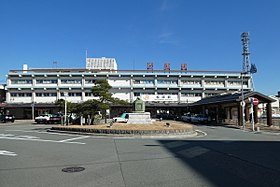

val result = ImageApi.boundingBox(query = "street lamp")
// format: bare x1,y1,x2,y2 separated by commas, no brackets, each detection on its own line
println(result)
241,72,246,129
64,92,68,125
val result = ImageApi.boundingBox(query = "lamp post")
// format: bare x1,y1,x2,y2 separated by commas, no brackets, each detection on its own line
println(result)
64,92,68,125
31,103,35,121
241,72,246,129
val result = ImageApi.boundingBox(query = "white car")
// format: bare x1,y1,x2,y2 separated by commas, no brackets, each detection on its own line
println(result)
113,113,129,123
35,114,52,124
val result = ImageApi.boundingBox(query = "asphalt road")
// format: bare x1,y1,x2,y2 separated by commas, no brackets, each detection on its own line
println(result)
0,121,280,187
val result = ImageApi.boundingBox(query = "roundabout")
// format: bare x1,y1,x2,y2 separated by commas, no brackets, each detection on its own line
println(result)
50,120,195,137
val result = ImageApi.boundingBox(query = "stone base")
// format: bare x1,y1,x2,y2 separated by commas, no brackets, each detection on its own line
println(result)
127,112,152,124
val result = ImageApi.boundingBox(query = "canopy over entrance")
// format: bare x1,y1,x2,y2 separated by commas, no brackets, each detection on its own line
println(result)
189,91,275,126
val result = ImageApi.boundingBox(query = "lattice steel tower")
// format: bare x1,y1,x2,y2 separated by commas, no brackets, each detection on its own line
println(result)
241,32,251,72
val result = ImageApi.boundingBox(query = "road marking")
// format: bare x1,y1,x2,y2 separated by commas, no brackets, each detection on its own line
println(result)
59,136,90,142
0,150,17,156
6,130,86,137
0,134,86,145
195,130,207,136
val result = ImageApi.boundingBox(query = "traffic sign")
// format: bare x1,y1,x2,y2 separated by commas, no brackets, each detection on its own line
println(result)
253,98,259,105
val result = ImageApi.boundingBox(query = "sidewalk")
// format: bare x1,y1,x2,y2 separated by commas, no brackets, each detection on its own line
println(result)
222,122,280,134
0,119,34,126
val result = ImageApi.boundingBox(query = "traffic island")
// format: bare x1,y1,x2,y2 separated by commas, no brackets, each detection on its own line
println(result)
50,121,195,137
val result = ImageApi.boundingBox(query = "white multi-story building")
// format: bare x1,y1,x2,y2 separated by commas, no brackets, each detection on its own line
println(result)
6,58,252,106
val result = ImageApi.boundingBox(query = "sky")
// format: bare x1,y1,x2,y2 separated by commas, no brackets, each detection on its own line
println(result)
0,0,279,95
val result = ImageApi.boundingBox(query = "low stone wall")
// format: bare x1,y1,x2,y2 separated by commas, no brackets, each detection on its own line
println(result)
51,126,194,136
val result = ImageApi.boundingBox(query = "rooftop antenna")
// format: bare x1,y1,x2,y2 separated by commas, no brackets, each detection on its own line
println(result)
86,49,88,59
241,32,251,72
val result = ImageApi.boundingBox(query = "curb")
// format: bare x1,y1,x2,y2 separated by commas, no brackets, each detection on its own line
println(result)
49,126,197,138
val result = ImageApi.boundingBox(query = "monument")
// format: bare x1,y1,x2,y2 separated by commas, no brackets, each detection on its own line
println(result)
127,97,152,124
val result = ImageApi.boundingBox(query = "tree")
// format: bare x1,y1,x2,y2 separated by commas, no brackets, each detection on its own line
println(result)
91,79,129,123
55,99,79,114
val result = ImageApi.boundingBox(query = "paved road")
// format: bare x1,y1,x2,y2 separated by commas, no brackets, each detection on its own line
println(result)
0,121,280,187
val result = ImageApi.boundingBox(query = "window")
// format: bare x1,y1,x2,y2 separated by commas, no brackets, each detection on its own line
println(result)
205,93,218,97
11,93,32,97
181,80,200,85
133,80,141,84
68,93,75,97
157,80,177,84
61,79,81,84
11,79,32,84
18,93,24,97
205,81,224,85
67,93,82,97
182,93,202,97
85,92,93,97
36,93,57,97
134,92,140,96
85,79,96,84
36,80,57,84
36,93,43,97
133,80,155,84
50,93,57,96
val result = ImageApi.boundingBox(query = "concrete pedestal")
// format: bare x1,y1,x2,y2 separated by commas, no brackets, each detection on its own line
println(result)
127,112,152,124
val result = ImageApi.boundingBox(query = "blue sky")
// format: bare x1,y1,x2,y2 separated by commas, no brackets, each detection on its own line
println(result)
0,0,279,95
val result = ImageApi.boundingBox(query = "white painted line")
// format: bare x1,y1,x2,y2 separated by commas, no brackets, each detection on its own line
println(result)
0,150,17,156
6,130,86,137
195,130,207,136
59,136,90,142
0,136,85,145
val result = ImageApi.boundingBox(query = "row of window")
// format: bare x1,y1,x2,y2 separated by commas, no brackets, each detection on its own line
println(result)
11,79,96,84
11,92,88,97
10,79,247,86
10,92,217,98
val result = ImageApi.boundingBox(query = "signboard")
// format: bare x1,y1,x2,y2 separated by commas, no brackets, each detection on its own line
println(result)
147,63,153,70
253,98,259,105
249,97,259,105
164,63,170,71
142,95,177,102
181,64,187,71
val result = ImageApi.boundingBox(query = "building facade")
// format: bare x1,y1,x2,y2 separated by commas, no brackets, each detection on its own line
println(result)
5,58,253,118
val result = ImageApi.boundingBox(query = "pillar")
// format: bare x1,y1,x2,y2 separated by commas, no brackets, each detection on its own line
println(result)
253,104,258,123
245,106,250,122
238,105,243,126
267,103,272,126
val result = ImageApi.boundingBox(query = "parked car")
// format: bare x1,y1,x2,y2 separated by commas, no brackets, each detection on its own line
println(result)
0,114,15,123
181,113,193,122
49,114,63,124
113,113,129,123
191,114,210,124
156,113,179,120
35,114,52,124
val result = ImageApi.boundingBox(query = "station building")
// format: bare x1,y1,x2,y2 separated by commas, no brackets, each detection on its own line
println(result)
5,57,253,118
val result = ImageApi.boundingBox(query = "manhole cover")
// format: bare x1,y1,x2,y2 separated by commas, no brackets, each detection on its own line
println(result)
62,166,85,173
